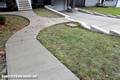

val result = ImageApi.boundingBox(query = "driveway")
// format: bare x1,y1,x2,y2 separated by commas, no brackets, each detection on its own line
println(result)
63,11,120,32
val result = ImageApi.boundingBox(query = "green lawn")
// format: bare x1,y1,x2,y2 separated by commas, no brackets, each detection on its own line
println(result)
33,8,64,18
0,15,29,77
37,23,120,80
81,7,120,16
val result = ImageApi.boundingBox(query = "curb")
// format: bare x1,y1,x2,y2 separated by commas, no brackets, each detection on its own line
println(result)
90,25,109,34
116,15,120,18
79,8,120,19
79,9,94,15
46,6,120,37
45,6,69,18
109,30,120,36
93,12,107,17
81,22,90,30
107,14,116,18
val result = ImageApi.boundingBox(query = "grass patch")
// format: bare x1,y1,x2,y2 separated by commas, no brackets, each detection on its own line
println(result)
81,7,120,16
0,15,29,51
0,15,29,78
33,8,64,18
37,23,120,80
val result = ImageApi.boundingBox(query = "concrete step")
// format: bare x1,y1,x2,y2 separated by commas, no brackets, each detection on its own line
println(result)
19,1,29,4
18,8,32,11
18,7,32,10
19,1,28,3
19,3,30,5
18,0,32,11
19,3,30,7
19,7,32,9
18,1,30,5
19,7,32,10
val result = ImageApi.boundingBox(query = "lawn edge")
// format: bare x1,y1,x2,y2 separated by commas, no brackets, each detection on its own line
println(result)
78,8,120,19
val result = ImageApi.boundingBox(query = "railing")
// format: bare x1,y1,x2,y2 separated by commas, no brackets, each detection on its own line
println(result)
28,0,32,9
15,0,19,8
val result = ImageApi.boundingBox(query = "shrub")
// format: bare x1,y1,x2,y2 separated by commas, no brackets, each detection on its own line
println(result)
6,0,18,11
96,3,104,7
0,16,6,25
0,0,4,2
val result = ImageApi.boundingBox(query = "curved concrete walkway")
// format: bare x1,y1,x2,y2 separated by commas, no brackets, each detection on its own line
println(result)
63,11,120,32
2,11,79,80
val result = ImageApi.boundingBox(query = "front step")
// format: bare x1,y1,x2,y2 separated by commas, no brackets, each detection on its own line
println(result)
18,7,32,11
17,0,32,11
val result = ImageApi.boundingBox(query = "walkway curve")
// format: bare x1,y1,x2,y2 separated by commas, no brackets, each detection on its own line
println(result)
2,10,79,80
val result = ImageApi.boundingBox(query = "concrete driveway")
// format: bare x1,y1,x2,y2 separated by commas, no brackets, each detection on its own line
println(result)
63,11,120,32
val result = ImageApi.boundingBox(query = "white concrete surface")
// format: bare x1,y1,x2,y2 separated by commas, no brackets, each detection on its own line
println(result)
63,11,120,32
1,10,79,80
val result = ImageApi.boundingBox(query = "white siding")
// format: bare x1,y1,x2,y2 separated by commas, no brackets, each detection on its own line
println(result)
85,0,99,6
54,0,67,11
116,0,120,7
103,0,118,7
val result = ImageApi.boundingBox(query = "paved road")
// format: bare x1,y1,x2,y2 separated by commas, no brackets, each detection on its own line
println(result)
63,11,120,32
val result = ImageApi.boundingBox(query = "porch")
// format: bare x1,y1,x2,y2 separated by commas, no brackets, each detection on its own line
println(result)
15,0,76,11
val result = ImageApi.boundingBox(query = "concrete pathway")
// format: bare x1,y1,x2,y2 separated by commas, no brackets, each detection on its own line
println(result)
3,11,79,80
63,11,120,32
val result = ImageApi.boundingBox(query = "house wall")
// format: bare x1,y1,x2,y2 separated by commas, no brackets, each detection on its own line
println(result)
103,0,118,7
85,0,99,6
116,0,120,7
85,0,117,7
76,0,81,6
76,0,85,7
53,0,67,11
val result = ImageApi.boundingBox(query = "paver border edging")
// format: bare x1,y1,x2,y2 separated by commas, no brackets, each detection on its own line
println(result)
78,8,120,19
